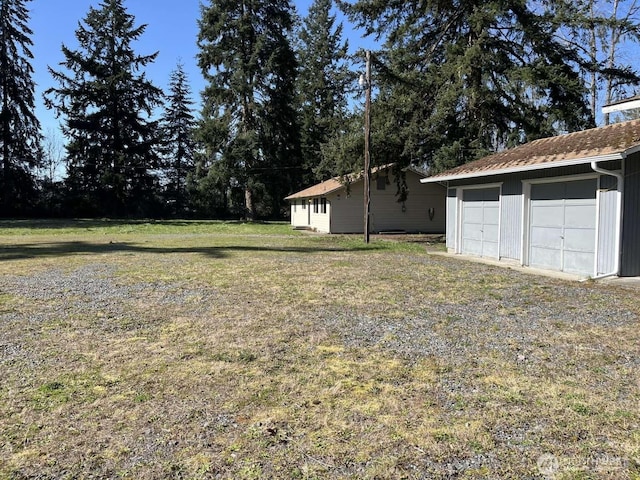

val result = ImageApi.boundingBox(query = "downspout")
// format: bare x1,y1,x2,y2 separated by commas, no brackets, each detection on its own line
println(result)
589,159,624,280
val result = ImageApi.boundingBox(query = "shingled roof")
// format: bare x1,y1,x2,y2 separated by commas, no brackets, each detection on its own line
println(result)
284,177,344,200
422,119,640,183
285,164,425,200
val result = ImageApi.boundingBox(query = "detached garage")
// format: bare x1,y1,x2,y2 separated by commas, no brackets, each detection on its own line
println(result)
422,119,640,279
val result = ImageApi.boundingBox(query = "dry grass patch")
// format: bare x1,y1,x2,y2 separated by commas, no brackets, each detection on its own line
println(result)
0,222,639,479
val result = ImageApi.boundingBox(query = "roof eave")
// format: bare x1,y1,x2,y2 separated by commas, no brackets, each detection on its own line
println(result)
420,152,625,184
284,184,345,200
602,98,640,113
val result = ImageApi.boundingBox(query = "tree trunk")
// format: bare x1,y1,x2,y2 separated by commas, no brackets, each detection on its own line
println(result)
244,186,255,221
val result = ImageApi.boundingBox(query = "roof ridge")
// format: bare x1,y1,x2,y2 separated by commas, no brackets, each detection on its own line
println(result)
425,119,640,182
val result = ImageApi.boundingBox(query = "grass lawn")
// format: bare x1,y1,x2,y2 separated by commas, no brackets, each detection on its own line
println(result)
0,220,638,479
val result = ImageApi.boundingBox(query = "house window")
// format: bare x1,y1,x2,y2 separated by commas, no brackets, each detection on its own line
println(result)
313,198,319,213
301,200,306,210
377,175,387,190
320,198,327,214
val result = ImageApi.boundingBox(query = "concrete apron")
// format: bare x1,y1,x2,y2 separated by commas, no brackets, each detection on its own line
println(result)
426,250,640,285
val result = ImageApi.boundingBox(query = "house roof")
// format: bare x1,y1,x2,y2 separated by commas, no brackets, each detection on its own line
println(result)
602,95,640,114
284,177,344,200
421,119,640,183
285,164,426,200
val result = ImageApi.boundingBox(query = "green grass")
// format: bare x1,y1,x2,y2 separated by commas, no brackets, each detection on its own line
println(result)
0,220,638,479
0,218,297,236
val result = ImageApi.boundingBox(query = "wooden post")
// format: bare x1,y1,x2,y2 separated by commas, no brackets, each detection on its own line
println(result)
363,50,371,244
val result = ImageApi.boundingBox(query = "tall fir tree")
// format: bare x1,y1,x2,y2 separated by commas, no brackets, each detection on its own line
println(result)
0,0,41,215
296,0,351,183
339,0,595,173
198,0,300,219
45,0,163,217
160,62,197,216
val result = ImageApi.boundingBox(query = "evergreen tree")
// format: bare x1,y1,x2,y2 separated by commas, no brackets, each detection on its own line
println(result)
296,0,351,183
45,0,163,217
339,0,595,173
561,0,640,124
198,0,300,219
160,62,197,216
0,0,41,215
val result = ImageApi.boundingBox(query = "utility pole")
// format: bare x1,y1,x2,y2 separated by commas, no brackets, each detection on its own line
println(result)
361,50,371,244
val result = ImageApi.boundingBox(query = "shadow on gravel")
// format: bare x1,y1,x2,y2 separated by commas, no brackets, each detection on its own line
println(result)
0,241,380,260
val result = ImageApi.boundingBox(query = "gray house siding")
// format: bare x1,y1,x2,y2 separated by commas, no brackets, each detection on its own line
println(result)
621,154,640,276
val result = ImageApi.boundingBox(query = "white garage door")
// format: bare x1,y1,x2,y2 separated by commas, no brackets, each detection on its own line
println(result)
529,179,597,276
461,187,500,258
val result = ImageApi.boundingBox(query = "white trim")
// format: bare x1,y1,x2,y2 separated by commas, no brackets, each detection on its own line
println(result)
602,99,640,114
420,153,623,183
523,173,598,185
456,182,503,190
594,176,602,277
455,188,463,254
521,181,532,266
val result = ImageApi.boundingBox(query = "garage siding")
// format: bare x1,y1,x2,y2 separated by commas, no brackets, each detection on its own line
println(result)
597,175,619,275
499,180,522,261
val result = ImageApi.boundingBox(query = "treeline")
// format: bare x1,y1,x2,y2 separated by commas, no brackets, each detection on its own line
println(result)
1,0,639,219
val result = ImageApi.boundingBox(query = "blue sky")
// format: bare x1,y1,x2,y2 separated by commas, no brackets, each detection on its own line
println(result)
29,0,373,138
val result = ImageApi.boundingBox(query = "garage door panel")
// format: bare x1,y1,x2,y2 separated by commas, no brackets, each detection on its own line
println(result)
563,251,595,274
563,228,596,251
462,239,483,256
483,224,500,241
564,205,596,228
482,241,499,258
463,223,483,241
530,247,562,269
530,205,564,227
483,207,500,225
530,226,563,249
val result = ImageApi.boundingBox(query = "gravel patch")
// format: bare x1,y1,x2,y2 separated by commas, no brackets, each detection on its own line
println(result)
319,257,638,361
0,263,215,326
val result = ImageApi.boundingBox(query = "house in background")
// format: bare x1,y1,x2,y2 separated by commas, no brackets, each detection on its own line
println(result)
602,95,640,115
421,119,640,279
285,165,446,234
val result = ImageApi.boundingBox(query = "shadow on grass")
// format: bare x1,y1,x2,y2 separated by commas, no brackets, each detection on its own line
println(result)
0,240,382,261
0,218,276,230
